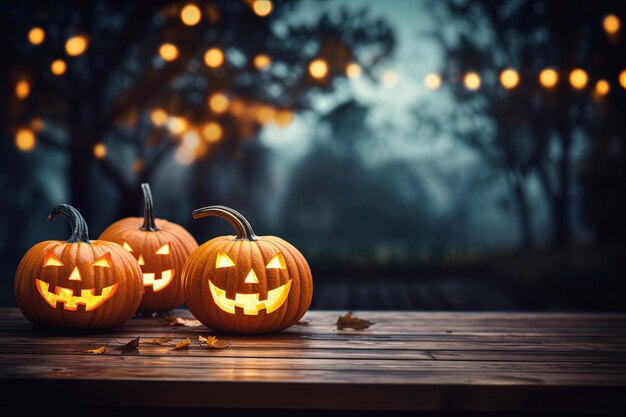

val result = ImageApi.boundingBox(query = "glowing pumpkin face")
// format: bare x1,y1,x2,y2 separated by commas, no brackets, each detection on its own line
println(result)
99,184,198,314
36,251,118,311
182,206,313,334
14,205,144,330
208,250,292,316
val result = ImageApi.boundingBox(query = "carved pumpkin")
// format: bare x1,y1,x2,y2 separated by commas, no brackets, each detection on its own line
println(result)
14,204,143,330
99,183,198,313
182,206,313,334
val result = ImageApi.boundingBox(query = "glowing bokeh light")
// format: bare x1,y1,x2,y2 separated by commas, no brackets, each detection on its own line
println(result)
595,79,610,97
569,68,588,90
603,14,621,35
181,4,202,26
500,69,520,89
208,93,229,113
539,68,558,88
619,69,626,90
346,62,362,79
65,35,88,56
202,122,223,143
253,0,273,17
15,129,36,152
204,48,224,68
159,43,179,61
93,143,107,159
28,27,45,45
51,59,67,76
254,54,271,70
464,72,481,90
309,59,328,79
424,73,442,90
15,80,30,99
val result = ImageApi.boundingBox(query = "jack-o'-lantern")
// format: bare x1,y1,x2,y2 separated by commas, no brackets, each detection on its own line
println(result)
182,206,313,334
14,204,143,330
99,183,198,313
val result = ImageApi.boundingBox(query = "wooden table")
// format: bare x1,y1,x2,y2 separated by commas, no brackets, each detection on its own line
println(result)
1,308,625,415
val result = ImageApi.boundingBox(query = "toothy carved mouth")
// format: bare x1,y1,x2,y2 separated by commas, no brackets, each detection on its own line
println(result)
142,269,175,292
208,280,292,315
35,279,118,311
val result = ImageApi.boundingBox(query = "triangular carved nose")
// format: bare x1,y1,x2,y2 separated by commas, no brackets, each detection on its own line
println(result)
138,254,145,266
68,266,82,281
245,269,259,284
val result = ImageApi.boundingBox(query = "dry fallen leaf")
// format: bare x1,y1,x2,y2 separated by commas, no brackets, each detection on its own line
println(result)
199,335,231,349
173,337,191,350
295,319,311,326
86,345,107,355
114,336,140,349
141,337,173,345
168,316,203,327
336,312,373,330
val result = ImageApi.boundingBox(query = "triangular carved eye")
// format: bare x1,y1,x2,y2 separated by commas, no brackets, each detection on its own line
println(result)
43,252,64,267
92,252,112,268
216,251,235,268
266,253,286,270
122,240,133,252
156,243,170,255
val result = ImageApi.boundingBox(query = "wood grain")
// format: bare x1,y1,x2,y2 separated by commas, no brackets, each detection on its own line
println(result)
0,308,625,414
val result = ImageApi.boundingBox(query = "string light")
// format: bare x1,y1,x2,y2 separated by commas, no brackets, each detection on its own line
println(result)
15,128,36,152
569,68,588,90
93,143,107,159
603,14,621,35
202,122,223,143
309,59,328,79
51,59,67,76
464,72,481,90
594,79,610,96
65,35,88,57
208,93,230,113
424,73,442,90
252,0,273,17
159,43,178,61
28,27,45,45
254,54,271,70
167,116,188,135
346,62,362,79
539,68,558,88
204,47,224,68
180,3,201,26
619,69,626,90
500,69,520,89
150,109,168,126
15,80,30,99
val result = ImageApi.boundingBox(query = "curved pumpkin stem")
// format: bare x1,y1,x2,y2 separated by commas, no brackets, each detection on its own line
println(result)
140,183,160,232
192,206,259,241
47,204,91,244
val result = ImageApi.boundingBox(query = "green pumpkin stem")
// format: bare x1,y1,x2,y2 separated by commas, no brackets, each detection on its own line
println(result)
140,183,160,232
47,204,91,244
192,206,259,241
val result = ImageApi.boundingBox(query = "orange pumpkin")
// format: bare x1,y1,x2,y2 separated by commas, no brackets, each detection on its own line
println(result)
14,204,143,330
99,183,198,313
182,206,313,333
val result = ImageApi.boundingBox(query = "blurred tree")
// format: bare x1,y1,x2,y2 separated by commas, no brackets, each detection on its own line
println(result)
424,0,626,246
2,0,394,220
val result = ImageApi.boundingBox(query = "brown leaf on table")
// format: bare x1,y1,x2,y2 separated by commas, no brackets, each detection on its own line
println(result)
295,319,311,326
86,345,107,355
114,336,140,349
141,337,173,345
336,312,373,330
173,337,191,350
168,316,203,327
199,335,231,349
